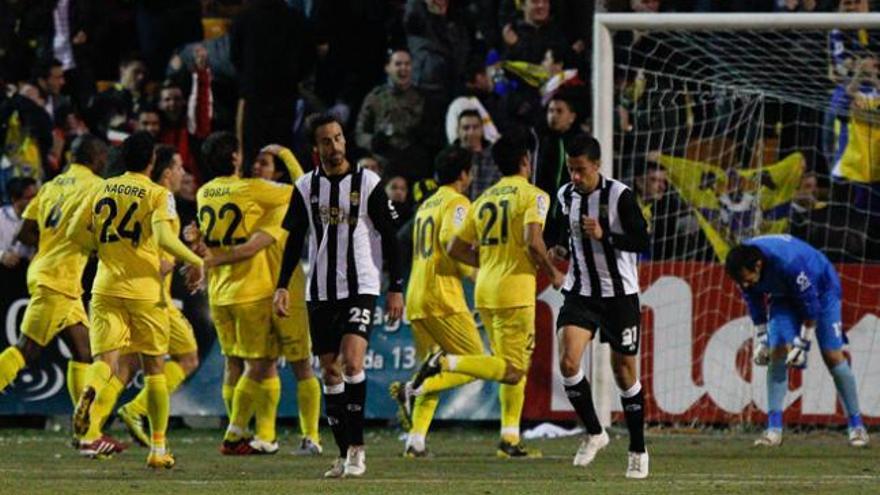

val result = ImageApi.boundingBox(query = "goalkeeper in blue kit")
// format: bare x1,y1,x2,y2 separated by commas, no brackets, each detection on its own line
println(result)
725,235,869,448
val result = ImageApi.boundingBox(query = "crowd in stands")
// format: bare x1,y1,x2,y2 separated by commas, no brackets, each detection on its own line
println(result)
1,0,879,267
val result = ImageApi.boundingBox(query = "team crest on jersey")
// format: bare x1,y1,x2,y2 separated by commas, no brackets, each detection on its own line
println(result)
350,191,360,207
599,204,608,219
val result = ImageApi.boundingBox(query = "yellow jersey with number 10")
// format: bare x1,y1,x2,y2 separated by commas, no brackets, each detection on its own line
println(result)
196,176,292,306
406,185,472,320
457,175,549,309
70,171,177,301
21,164,102,297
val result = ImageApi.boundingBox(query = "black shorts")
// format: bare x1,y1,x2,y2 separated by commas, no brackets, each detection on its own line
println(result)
556,293,641,356
307,295,377,356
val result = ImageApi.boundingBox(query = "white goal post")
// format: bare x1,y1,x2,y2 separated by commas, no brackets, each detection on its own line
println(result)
590,13,880,427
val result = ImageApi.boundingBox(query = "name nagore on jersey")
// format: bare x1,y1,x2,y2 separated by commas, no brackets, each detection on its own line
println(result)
202,186,232,198
104,183,146,198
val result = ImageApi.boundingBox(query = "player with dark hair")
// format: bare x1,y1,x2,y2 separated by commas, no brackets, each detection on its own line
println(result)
725,236,869,448
274,113,405,477
0,134,109,455
388,146,487,457
549,132,651,478
417,130,564,458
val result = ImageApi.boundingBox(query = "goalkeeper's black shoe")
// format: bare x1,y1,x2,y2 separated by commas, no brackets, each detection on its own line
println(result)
496,440,542,459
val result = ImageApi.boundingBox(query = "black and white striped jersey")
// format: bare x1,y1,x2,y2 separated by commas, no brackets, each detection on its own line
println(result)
277,166,404,302
555,176,649,298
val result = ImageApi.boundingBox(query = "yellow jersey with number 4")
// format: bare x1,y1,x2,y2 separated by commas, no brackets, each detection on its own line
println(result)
21,164,102,297
406,185,473,320
197,176,292,306
69,171,177,301
457,175,549,309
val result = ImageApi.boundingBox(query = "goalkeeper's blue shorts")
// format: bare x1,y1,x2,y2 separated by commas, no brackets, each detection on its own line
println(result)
767,293,845,351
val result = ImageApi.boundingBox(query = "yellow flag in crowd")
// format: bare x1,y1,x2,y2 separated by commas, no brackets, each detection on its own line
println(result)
655,152,805,261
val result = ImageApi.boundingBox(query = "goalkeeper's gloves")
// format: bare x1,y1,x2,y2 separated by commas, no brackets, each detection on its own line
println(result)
753,324,770,366
785,324,814,369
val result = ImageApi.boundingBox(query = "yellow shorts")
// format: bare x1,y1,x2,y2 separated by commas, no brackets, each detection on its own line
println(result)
275,300,311,363
168,306,198,355
21,287,89,347
211,298,278,359
410,312,485,358
90,294,169,356
479,306,535,373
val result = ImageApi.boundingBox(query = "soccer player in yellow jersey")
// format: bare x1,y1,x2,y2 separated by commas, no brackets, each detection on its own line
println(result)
0,135,108,445
192,144,322,455
436,131,564,457
115,145,201,448
196,132,292,455
67,131,204,468
386,147,486,457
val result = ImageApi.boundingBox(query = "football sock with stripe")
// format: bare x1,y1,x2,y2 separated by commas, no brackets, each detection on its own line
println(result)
324,382,348,457
563,370,603,435
620,381,646,453
145,374,170,455
344,372,367,447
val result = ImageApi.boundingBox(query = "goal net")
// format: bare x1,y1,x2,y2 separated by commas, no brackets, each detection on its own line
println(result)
591,14,880,428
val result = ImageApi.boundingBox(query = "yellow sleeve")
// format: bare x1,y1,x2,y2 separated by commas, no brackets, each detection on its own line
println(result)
250,180,294,210
155,220,203,266
66,188,97,252
150,188,178,225
523,188,550,227
21,188,42,221
440,196,470,247
252,206,287,243
456,201,479,245
278,148,305,181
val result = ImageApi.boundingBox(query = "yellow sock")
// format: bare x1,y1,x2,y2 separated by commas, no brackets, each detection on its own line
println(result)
420,372,474,396
226,377,260,440
499,377,526,444
124,360,187,418
83,361,113,396
255,376,281,442
222,383,235,418
0,347,25,392
297,376,321,443
411,393,440,436
83,376,124,442
66,361,89,406
145,374,170,453
444,355,506,381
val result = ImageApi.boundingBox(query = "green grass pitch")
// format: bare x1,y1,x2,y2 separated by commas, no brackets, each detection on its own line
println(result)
0,426,877,494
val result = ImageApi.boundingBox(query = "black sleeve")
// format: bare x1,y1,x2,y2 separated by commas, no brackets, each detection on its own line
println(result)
368,186,405,293
608,189,650,253
277,187,310,290
553,201,571,253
